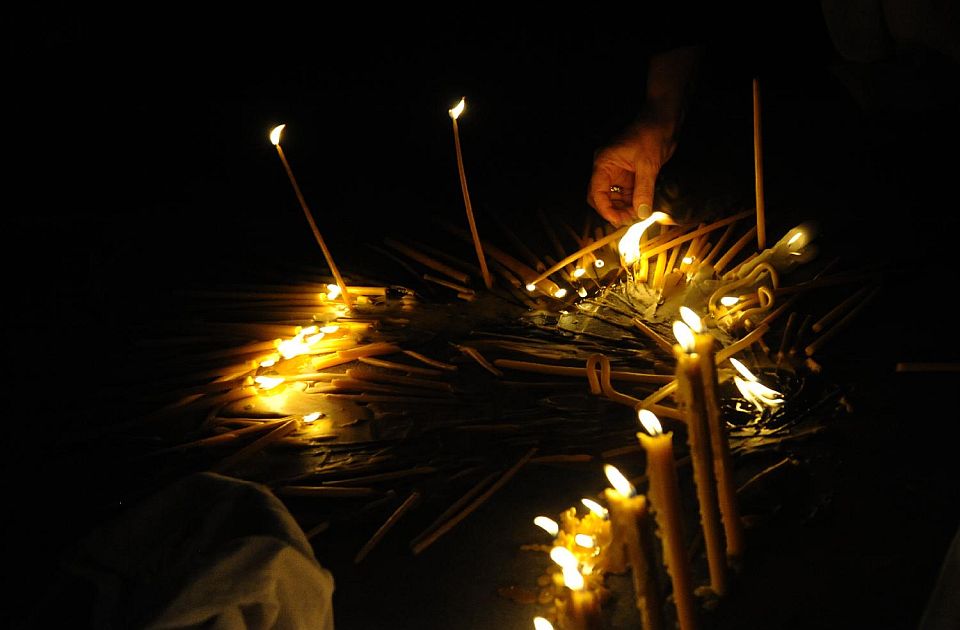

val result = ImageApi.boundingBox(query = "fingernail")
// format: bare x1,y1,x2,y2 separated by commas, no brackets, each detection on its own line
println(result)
635,203,651,217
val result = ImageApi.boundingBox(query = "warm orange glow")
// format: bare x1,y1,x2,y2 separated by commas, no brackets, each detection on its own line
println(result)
533,617,555,630
550,546,579,570
673,321,695,353
269,124,285,145
720,296,740,307
259,356,279,368
525,282,537,292
534,516,560,537
679,306,703,333
325,284,342,299
562,566,585,591
573,267,586,278
787,232,802,246
604,464,635,497
553,288,568,299
320,324,340,334
449,97,466,120
577,286,588,298
637,408,663,436
594,259,605,269
302,412,322,423
618,211,672,265
574,534,596,548
682,256,694,265
254,375,284,390
581,498,609,519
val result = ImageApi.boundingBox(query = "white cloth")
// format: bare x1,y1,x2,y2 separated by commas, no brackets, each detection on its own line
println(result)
68,472,334,630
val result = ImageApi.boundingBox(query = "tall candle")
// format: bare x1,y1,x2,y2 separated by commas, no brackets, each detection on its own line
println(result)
603,465,662,630
673,319,727,596
682,307,744,562
637,409,699,630
449,97,493,289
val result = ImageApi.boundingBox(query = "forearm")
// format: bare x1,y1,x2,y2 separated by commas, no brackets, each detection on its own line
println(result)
644,45,701,132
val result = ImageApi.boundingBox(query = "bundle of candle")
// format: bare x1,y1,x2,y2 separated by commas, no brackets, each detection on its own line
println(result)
97,97,882,629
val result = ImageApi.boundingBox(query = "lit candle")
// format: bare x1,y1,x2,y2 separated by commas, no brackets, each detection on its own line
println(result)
558,567,602,630
673,317,727,596
682,307,744,564
603,465,662,630
449,97,493,289
637,409,699,630
268,124,351,309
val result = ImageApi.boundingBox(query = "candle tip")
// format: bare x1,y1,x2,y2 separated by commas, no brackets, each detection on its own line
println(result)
269,124,286,145
637,409,663,436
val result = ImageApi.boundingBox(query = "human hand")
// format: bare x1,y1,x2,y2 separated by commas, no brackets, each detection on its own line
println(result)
587,113,679,227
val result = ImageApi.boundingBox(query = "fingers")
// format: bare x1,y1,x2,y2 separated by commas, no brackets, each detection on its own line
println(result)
631,161,658,220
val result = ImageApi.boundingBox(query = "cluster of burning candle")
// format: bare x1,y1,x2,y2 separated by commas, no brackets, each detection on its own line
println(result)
526,306,784,630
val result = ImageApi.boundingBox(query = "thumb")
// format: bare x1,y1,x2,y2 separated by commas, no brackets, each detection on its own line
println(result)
631,163,657,220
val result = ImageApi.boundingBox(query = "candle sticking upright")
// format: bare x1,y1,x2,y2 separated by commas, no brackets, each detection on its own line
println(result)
269,124,352,309
681,307,744,564
602,465,662,630
672,317,727,595
449,97,493,289
752,78,766,251
637,409,698,630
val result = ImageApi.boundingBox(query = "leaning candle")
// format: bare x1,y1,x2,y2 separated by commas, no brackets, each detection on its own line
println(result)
603,465,662,630
682,307,744,563
269,124,351,309
673,319,727,596
637,409,698,630
449,97,493,289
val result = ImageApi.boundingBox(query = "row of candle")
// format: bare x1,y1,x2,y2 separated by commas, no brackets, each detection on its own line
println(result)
530,304,781,629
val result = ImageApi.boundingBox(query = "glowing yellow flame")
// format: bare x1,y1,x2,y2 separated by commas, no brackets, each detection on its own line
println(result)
787,232,802,246
320,324,340,334
604,464,635,497
301,325,319,336
617,212,672,265
577,286,588,298
682,256,694,265
572,267,586,278
550,546,579,570
720,296,740,307
254,375,284,390
325,284,342,299
562,566,585,591
553,288,568,299
637,409,663,436
259,356,279,368
574,534,596,548
303,412,322,423
594,259,605,269
449,97,466,120
734,376,785,409
673,321,695,353
581,498,609,519
534,516,560,537
269,124,285,145
525,283,537,292
533,617,555,630
679,306,703,333
728,357,756,381
305,332,325,344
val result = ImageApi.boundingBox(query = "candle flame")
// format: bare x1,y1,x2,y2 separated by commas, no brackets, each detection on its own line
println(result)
720,296,740,307
637,409,663,436
534,516,560,537
728,357,756,381
682,256,694,265
594,259,605,269
574,534,596,548
302,412,322,423
572,267,586,278
320,324,340,334
254,375,284,390
259,356,279,368
734,376,785,410
673,321,695,353
604,464,635,497
550,546,579,570
325,284,342,299
577,286,588,298
553,288,568,299
617,212,671,265
562,566,585,591
679,306,703,333
580,498,608,519
525,283,537,292
269,124,285,146
533,618,555,630
449,97,466,120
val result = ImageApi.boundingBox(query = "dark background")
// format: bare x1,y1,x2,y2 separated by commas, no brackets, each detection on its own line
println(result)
4,4,960,629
